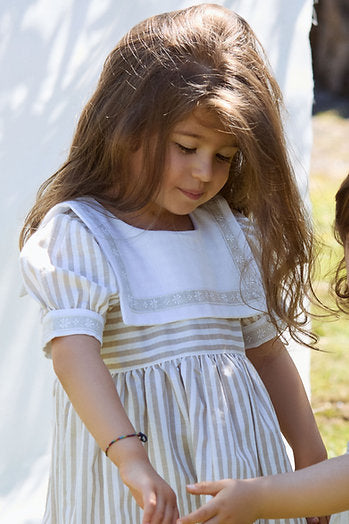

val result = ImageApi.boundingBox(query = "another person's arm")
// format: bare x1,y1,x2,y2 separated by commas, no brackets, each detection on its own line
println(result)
177,454,349,523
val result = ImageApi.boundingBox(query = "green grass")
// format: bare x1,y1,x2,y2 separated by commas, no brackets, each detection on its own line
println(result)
310,318,349,457
309,110,349,458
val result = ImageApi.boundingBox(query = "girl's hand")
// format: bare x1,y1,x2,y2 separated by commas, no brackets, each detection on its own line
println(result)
177,479,258,524
306,518,330,524
119,456,179,524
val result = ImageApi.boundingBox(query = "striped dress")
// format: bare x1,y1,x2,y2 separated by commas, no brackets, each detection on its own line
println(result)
20,196,306,524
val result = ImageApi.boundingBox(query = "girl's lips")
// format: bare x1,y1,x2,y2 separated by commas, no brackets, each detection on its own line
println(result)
179,189,204,200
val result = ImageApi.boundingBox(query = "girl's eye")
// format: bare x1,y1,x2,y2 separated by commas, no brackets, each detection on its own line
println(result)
176,143,196,154
216,153,233,163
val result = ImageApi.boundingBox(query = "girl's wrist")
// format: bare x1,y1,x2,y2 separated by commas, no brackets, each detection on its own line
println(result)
107,436,150,469
105,432,147,457
243,478,266,520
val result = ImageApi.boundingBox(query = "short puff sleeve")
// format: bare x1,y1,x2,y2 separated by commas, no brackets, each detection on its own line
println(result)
20,210,118,356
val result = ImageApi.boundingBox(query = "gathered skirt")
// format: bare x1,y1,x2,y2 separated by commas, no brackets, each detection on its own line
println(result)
43,338,306,524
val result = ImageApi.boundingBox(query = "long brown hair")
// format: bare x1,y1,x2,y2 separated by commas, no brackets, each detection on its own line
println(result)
20,3,320,345
334,174,349,311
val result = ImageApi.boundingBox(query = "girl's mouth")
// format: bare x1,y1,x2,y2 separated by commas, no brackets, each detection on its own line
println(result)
179,189,204,200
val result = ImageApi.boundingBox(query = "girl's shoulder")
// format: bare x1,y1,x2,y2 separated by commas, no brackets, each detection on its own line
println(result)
209,196,257,240
39,197,99,230
20,198,118,298
19,198,109,272
208,196,251,223
233,212,257,246
233,210,252,231
22,198,101,251
212,197,261,261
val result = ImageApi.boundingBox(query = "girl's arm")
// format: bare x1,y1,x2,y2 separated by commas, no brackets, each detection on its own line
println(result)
246,337,327,469
52,334,179,524
177,454,349,523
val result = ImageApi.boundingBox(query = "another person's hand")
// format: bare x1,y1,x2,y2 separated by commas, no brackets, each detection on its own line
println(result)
177,479,258,524
294,445,330,524
176,480,331,524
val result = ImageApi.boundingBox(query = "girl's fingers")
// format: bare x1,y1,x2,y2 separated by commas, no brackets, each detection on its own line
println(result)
186,481,221,496
150,500,166,524
307,518,330,524
160,501,179,524
172,503,180,524
143,491,178,524
177,503,217,524
142,491,157,524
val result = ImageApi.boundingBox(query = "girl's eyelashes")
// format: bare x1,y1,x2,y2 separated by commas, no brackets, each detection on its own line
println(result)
217,148,239,163
216,153,233,163
175,143,235,163
176,143,196,154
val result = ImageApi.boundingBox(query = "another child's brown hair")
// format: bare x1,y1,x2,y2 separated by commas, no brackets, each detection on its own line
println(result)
334,174,349,311
20,3,320,345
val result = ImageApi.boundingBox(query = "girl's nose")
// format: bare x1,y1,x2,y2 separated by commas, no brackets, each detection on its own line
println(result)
192,156,213,182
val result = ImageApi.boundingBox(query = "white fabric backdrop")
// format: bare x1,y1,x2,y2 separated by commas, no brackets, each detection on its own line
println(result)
0,1,314,522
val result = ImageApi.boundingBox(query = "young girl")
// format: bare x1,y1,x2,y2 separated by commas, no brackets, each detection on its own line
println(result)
19,4,327,524
178,175,349,524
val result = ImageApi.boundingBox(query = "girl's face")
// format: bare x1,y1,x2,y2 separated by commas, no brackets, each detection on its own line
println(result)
129,108,238,229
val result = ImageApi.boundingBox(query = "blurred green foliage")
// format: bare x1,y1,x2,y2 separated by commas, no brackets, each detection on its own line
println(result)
309,113,349,458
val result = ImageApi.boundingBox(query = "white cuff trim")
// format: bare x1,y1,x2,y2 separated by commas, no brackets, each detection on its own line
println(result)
42,309,105,355
242,316,277,349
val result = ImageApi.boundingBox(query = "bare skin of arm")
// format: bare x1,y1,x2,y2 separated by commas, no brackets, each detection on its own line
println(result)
177,454,349,523
52,334,179,524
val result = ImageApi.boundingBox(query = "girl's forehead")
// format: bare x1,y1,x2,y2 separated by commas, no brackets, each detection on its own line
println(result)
172,108,234,143
176,107,222,128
